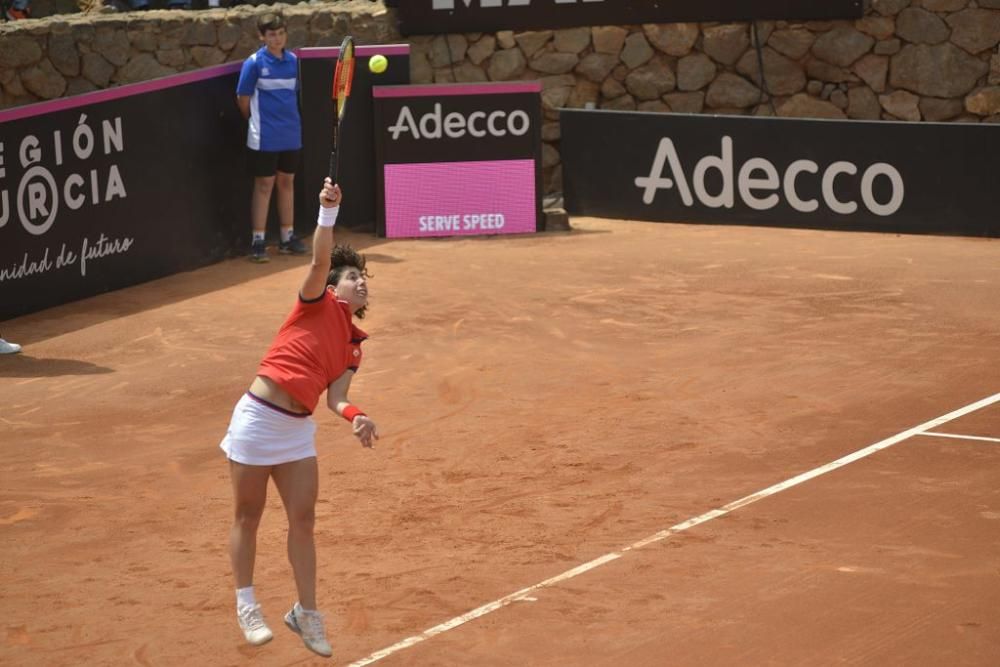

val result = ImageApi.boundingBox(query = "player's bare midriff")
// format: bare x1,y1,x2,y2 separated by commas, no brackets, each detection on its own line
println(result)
248,375,310,415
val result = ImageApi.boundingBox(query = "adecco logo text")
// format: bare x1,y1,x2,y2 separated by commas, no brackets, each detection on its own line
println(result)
388,103,531,140
635,137,904,217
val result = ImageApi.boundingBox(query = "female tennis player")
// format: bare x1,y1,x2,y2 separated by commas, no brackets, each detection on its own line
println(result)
220,178,377,656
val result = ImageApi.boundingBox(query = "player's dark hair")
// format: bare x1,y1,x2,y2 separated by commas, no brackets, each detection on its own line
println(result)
257,12,286,35
327,245,370,318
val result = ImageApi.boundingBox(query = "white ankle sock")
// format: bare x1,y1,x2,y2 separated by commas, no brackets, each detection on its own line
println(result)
252,231,265,242
236,586,256,610
281,227,294,242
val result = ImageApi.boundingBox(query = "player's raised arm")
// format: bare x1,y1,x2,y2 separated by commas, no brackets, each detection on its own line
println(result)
300,179,342,301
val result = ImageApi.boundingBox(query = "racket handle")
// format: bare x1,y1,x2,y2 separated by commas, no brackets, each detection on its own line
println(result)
328,151,338,183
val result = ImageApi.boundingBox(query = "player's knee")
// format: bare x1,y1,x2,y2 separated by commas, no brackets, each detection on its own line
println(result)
287,506,315,533
234,502,265,528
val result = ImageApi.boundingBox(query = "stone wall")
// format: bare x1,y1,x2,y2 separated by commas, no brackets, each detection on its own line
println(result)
2,0,998,195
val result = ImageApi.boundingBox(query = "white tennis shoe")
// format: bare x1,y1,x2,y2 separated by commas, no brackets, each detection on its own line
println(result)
237,603,274,646
0,338,21,354
284,602,332,657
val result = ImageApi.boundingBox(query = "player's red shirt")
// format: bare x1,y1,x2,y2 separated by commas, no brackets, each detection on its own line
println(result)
256,290,368,413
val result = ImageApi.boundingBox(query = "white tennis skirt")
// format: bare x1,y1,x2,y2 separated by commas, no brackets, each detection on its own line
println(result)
220,392,317,466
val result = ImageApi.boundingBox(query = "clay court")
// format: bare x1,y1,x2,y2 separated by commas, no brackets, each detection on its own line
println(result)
1,218,999,666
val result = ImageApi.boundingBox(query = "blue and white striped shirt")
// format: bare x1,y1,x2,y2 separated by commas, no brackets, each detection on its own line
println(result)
237,47,302,152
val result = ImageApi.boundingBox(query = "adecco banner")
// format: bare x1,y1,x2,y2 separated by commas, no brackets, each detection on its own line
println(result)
373,82,543,238
399,0,863,35
298,45,410,233
561,110,1000,237
0,64,248,320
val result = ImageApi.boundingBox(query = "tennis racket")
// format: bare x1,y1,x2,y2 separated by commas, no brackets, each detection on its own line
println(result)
329,35,356,183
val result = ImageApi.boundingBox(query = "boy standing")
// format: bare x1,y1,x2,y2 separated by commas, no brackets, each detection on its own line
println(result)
237,13,307,262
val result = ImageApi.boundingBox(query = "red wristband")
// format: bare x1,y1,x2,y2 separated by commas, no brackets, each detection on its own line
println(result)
342,405,366,423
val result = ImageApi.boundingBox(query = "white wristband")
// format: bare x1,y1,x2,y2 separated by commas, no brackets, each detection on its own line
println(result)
317,205,339,228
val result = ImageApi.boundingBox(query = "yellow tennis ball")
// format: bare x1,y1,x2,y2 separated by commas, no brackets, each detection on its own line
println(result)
369,54,388,74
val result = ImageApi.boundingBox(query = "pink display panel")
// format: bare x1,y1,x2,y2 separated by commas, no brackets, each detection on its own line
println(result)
384,160,537,238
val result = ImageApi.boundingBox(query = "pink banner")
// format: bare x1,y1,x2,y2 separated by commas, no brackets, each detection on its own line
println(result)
384,160,537,238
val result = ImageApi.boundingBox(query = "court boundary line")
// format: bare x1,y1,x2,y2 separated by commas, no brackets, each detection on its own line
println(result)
919,431,1000,444
348,391,1000,667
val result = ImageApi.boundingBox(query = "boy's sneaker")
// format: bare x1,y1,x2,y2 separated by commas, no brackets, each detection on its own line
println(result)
249,239,269,263
0,338,21,354
237,603,274,646
284,602,332,657
278,235,307,255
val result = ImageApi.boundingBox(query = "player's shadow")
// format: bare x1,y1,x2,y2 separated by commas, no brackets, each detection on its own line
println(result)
0,355,113,378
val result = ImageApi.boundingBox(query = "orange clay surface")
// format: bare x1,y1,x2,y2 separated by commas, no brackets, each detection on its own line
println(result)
1,219,999,667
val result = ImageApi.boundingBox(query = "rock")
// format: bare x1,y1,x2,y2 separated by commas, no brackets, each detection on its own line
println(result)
514,30,552,59
705,72,760,108
965,86,1000,115
81,52,114,87
890,43,989,97
853,54,889,93
807,79,824,96
567,79,600,108
217,21,242,52
115,53,176,84
600,93,636,111
0,35,43,69
620,32,654,69
677,53,716,92
20,59,67,100
592,25,628,55
467,35,496,65
487,47,526,81
736,46,806,96
48,32,81,78
182,17,218,47
496,31,516,49
190,46,225,68
879,90,921,120
94,26,130,67
430,34,466,67
600,77,627,99
541,84,572,110
530,52,579,75
856,16,896,41
643,22,699,56
541,121,561,142
703,24,750,66
919,96,966,121
638,100,670,113
575,52,618,83
811,26,874,67
874,39,902,55
541,143,560,169
921,0,969,10
872,0,910,17
66,77,99,97
768,28,815,59
946,9,1000,55
778,93,847,119
663,91,705,114
409,50,433,84
895,7,950,45
806,59,859,83
553,27,590,54
847,86,882,119
992,52,1000,85
624,57,676,100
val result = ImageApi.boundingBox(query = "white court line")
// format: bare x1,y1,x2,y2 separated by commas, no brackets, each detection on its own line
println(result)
348,391,1000,667
920,431,1000,444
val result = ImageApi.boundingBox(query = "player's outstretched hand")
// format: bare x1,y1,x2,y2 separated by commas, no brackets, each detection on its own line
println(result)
352,415,379,448
319,178,342,208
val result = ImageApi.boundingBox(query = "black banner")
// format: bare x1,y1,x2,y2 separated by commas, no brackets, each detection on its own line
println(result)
0,67,249,320
399,0,863,35
298,47,410,233
561,109,1000,237
373,83,544,238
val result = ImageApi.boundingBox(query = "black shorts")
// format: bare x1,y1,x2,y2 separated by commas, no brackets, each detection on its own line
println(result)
247,148,301,177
